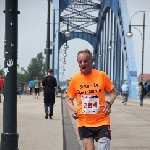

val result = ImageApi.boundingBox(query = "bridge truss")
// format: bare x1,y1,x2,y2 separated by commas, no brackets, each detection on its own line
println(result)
52,0,138,99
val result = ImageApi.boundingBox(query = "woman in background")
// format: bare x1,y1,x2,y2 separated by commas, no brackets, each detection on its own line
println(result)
138,82,144,106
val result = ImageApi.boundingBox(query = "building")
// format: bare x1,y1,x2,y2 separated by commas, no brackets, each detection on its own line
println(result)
138,74,150,82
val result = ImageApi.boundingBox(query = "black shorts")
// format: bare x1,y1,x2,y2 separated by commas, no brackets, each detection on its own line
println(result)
34,88,39,94
78,125,111,142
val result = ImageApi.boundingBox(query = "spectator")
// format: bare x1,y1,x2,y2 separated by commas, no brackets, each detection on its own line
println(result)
42,69,58,119
144,82,148,96
121,80,129,103
0,75,4,96
29,79,34,95
138,82,144,106
34,77,40,99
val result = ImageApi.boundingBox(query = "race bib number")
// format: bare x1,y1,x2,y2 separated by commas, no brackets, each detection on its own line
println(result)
82,95,100,114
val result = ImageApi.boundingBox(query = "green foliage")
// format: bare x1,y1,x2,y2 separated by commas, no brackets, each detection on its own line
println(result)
17,52,45,83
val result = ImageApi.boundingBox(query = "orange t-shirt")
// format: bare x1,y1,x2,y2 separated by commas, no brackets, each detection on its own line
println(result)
66,69,114,127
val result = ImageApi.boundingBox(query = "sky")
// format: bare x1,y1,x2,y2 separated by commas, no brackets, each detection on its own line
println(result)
0,0,150,81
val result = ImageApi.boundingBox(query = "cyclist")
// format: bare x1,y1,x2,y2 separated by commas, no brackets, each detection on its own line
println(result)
121,81,129,103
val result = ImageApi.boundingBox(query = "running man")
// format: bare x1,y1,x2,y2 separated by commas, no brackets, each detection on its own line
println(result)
66,49,117,150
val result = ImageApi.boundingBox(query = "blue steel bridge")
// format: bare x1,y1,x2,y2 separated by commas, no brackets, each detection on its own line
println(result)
52,0,139,99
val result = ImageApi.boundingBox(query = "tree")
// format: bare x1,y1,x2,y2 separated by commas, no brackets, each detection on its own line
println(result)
27,52,45,81
17,52,45,83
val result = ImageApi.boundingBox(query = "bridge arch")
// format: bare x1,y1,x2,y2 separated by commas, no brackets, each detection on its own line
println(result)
53,0,138,99
59,32,96,50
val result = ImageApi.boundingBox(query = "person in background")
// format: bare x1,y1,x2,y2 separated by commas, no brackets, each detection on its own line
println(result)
148,82,150,97
42,69,58,119
143,82,148,96
29,79,34,95
17,86,22,98
138,82,144,106
121,81,129,103
0,75,4,97
34,77,40,99
66,49,117,150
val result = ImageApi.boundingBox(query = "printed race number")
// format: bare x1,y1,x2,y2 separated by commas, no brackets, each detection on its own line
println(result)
82,95,100,114
84,102,97,108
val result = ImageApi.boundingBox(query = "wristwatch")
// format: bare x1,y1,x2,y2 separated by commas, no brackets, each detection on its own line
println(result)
106,101,112,108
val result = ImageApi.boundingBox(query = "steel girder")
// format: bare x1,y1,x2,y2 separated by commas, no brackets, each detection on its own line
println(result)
59,32,96,50
94,0,138,99
53,0,138,99
53,0,99,83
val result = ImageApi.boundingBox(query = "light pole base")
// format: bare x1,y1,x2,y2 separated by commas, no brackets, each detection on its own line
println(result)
1,133,19,150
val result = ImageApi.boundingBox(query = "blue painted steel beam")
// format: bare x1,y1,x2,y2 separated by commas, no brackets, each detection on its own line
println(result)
58,0,138,99
59,32,96,50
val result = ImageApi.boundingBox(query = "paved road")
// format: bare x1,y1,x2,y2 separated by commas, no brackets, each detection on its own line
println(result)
0,93,63,150
67,96,150,150
111,96,150,150
0,93,150,150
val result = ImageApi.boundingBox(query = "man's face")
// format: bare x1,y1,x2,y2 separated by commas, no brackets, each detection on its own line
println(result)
77,53,93,75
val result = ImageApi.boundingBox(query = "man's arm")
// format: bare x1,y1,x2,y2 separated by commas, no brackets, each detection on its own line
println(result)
66,96,75,111
103,88,117,115
66,96,78,119
109,88,117,104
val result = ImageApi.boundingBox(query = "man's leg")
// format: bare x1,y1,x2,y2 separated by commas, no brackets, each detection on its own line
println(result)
81,137,95,150
49,102,54,119
45,103,49,119
34,89,36,98
122,92,124,103
140,95,143,106
37,88,40,99
98,137,110,150
30,88,32,95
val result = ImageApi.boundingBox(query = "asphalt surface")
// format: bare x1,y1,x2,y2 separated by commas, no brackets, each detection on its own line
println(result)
0,93,63,150
0,93,150,150
67,95,150,150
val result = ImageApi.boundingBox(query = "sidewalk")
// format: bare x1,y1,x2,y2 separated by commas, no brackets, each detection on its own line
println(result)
0,93,63,150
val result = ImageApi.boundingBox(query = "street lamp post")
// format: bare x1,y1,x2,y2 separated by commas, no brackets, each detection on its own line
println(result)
44,0,53,71
1,0,20,149
52,8,55,71
126,11,145,82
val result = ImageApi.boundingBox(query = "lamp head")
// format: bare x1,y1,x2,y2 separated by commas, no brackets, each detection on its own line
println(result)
64,45,69,50
63,53,67,57
65,30,71,37
126,32,133,38
108,45,112,50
